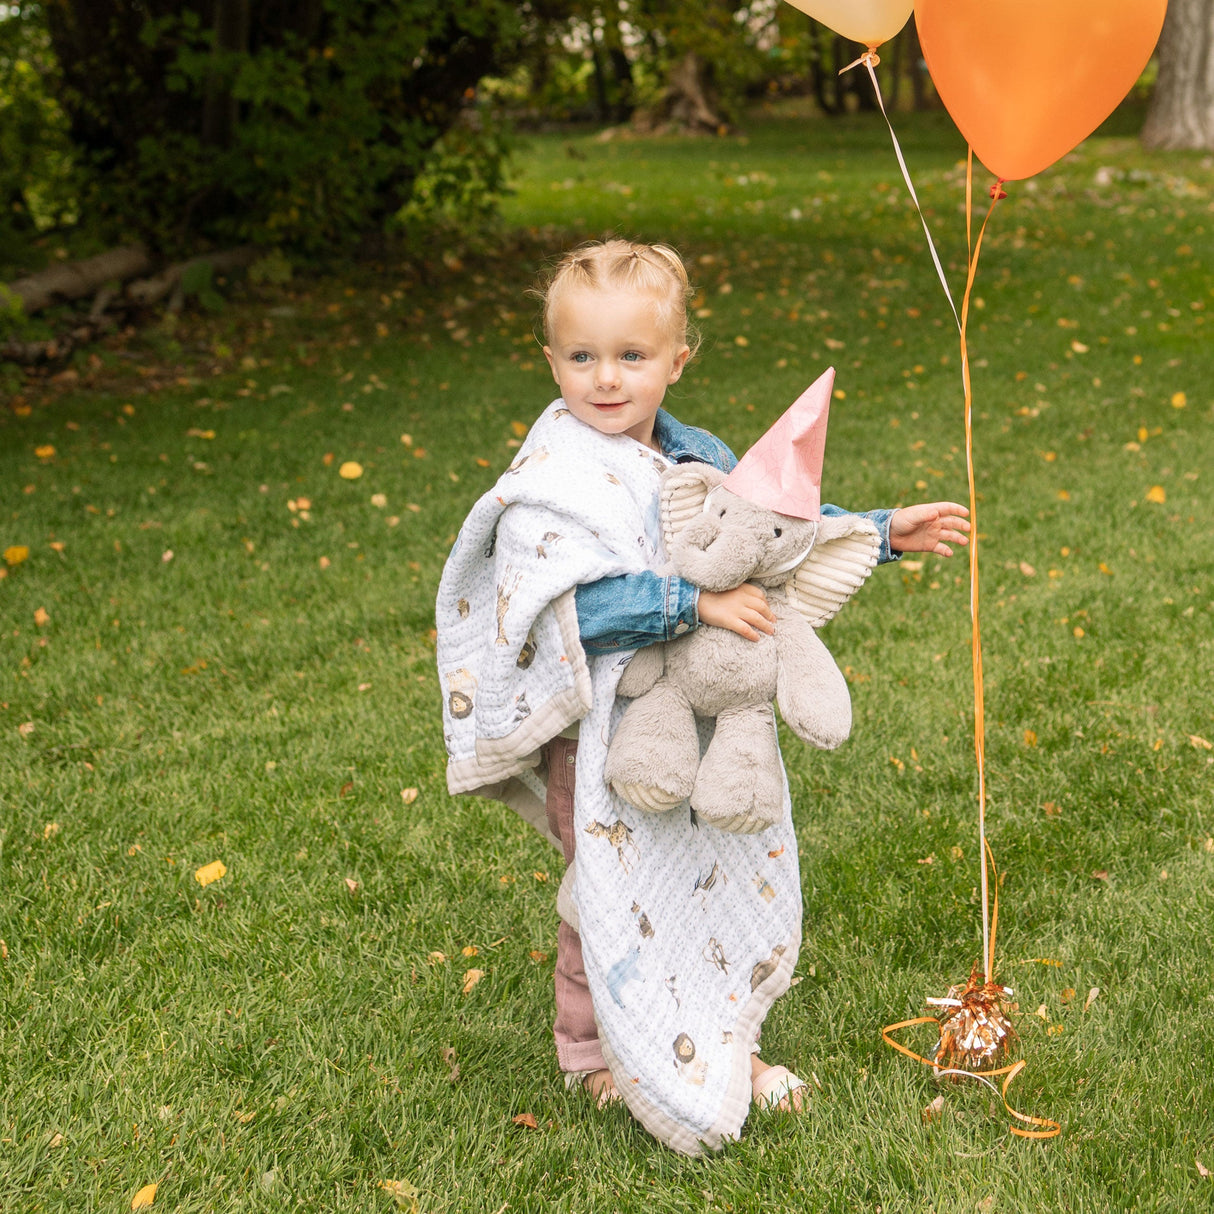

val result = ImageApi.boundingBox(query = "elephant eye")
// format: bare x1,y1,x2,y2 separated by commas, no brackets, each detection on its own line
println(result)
773,527,782,538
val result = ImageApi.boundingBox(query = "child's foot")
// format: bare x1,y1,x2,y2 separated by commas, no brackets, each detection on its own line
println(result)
583,1068,622,1109
751,1056,807,1113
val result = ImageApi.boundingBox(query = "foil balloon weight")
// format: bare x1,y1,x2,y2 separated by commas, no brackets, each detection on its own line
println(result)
781,0,913,49
915,0,1168,181
928,966,1016,1074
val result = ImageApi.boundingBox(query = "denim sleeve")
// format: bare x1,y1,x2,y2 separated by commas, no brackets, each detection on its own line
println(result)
575,571,700,655
821,504,902,565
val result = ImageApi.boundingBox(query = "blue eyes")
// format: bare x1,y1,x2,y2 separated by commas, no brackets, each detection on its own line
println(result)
569,351,643,364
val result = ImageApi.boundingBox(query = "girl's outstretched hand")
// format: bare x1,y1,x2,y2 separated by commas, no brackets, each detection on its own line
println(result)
889,502,971,558
697,584,776,641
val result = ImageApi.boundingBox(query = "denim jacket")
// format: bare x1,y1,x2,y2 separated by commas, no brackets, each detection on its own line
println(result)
575,408,901,655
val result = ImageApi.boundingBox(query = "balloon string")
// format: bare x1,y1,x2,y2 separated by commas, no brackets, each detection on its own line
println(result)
879,1020,1061,1138
844,49,961,333
960,163,1004,982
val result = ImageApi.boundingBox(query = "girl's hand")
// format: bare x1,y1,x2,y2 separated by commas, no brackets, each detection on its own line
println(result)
889,502,971,558
697,584,775,641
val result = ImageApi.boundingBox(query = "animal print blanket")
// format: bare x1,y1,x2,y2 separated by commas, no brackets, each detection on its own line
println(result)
437,400,802,1155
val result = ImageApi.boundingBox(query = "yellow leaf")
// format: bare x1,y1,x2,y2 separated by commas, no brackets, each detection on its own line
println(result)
512,1112,539,1129
1170,391,1187,409
1189,735,1213,751
338,461,363,480
194,860,227,887
34,607,50,627
400,433,413,446
131,1182,157,1210
1145,485,1166,504
510,421,528,437
4,545,30,567
378,1178,420,1211
318,556,330,569
401,788,419,804
462,968,484,994
35,444,56,459
734,335,749,347
1023,729,1038,747
461,945,478,957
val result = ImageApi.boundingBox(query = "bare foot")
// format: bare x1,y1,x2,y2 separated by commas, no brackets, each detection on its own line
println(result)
583,1068,621,1108
750,1055,807,1113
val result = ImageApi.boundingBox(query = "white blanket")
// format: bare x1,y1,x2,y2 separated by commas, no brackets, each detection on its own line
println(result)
437,400,802,1155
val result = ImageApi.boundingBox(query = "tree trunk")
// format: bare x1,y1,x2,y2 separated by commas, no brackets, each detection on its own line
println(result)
6,245,151,315
1141,0,1214,150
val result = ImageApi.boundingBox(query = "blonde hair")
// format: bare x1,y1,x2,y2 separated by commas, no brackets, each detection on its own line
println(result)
537,238,700,357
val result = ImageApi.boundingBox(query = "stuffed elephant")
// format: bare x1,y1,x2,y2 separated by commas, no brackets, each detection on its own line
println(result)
604,462,880,834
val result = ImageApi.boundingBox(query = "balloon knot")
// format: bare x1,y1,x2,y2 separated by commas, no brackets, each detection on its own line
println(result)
989,180,1008,201
838,47,880,75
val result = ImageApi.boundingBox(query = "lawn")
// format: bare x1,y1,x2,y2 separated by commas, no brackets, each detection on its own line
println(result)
2,99,1212,1212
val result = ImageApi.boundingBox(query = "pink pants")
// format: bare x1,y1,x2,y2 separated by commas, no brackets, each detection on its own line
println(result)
543,735,609,1074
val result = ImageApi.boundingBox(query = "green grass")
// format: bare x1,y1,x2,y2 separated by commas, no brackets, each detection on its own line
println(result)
3,101,1213,1211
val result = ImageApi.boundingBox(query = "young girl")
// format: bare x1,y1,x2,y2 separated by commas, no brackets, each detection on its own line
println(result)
437,239,968,1153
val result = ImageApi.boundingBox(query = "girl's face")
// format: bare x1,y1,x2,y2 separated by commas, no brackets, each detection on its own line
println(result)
543,286,690,450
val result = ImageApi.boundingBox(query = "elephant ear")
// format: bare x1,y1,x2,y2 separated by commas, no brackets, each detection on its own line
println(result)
659,463,728,555
787,515,881,628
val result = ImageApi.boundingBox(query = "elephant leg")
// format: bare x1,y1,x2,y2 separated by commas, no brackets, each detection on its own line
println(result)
691,704,784,834
605,679,699,813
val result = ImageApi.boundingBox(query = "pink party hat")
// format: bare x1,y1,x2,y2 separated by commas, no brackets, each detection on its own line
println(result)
722,366,834,520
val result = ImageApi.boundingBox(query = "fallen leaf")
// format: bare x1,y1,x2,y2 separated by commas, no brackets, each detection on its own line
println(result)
442,1046,460,1083
401,788,419,804
378,1178,419,1211
1197,1159,1210,1179
161,550,174,563
1047,1024,1065,1036
922,1094,945,1124
131,1182,157,1210
1060,988,1075,1004
1084,987,1100,1012
976,1197,994,1213
194,860,227,887
339,780,353,797
43,821,59,839
509,420,528,437
17,722,34,738
318,556,330,569
512,1112,539,1129
338,461,363,480
1091,870,1109,881
1035,1004,1048,1020
34,607,50,627
427,951,446,964
1145,485,1166,504
529,949,548,962
1019,560,1037,577
462,968,484,994
1023,729,1038,747
35,444,56,459
1171,391,1187,409
1189,735,1213,751
344,877,359,894
400,433,413,446
48,1132,63,1148
4,545,30,567
370,493,387,508
462,945,478,957
1042,802,1061,817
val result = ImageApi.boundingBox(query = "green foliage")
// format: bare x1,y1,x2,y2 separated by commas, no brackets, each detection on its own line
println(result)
0,3,78,264
38,0,528,255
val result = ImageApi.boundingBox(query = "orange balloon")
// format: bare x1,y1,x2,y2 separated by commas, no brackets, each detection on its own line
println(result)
915,0,1167,181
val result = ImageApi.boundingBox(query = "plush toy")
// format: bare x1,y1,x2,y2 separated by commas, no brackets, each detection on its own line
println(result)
604,368,881,834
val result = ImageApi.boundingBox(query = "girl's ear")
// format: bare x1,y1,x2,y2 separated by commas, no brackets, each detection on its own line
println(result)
543,346,559,384
668,344,691,384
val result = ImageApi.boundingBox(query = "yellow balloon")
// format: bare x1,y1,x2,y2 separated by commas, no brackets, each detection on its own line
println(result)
781,0,913,47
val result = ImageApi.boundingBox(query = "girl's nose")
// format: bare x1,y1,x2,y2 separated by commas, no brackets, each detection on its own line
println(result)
596,360,620,389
